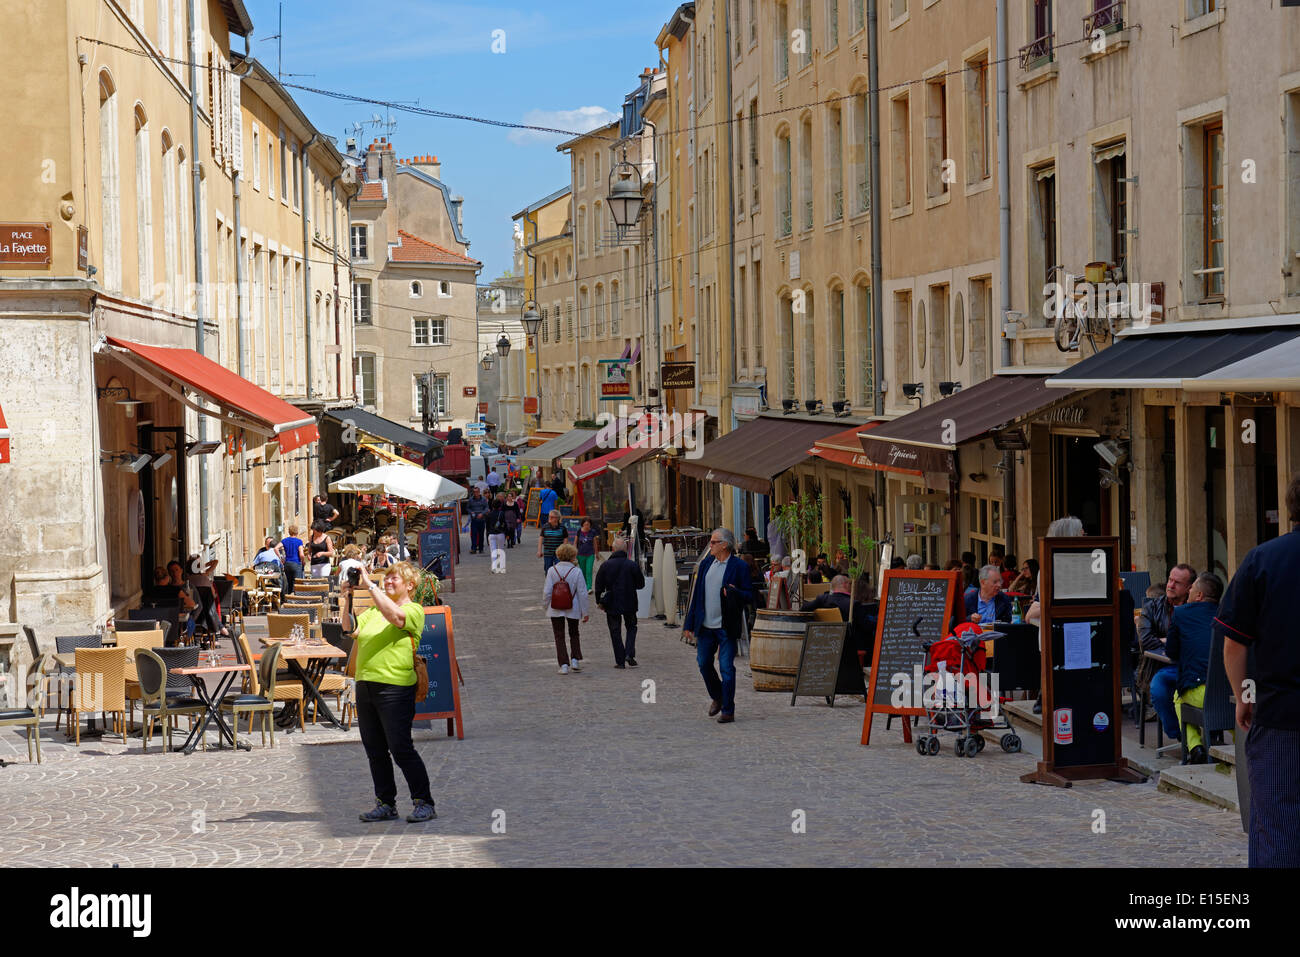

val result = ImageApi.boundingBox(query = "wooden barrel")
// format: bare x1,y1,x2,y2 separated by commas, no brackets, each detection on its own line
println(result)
750,609,814,691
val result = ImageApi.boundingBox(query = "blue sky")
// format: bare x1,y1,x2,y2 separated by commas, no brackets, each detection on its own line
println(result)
239,0,670,281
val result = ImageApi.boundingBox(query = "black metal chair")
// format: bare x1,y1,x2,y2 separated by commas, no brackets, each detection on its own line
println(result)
151,646,200,698
1179,627,1238,762
129,607,181,647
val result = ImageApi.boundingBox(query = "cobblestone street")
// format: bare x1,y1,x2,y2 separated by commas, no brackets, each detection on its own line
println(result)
1,533,1248,867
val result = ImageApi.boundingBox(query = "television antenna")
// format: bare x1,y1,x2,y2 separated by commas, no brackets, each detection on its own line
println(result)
259,3,315,81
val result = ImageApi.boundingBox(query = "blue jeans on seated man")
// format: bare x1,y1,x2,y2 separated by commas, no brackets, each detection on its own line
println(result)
696,626,736,716
1149,665,1181,741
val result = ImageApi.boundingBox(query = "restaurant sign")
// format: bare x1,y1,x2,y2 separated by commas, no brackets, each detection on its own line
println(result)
661,362,696,390
0,222,52,266
599,358,631,399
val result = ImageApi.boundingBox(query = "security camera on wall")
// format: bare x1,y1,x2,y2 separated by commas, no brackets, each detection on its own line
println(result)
1094,439,1128,469
119,453,151,474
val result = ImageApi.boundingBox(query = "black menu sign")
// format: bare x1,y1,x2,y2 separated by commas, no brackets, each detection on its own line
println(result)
860,570,962,746
791,621,863,707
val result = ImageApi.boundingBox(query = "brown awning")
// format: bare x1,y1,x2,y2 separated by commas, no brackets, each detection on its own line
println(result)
858,375,1069,476
677,415,849,494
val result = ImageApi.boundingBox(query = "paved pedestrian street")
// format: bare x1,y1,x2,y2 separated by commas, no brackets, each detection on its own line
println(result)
1,538,1247,867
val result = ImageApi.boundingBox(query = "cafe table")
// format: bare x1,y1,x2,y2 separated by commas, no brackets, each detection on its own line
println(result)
172,659,252,755
256,638,348,732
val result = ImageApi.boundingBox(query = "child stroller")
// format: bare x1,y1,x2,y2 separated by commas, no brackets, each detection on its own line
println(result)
915,623,1021,758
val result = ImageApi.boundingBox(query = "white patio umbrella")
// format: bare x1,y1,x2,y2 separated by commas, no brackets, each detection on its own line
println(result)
330,465,467,560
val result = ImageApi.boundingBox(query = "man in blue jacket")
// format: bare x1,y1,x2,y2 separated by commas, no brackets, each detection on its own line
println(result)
963,564,1012,624
1166,572,1222,765
683,528,752,723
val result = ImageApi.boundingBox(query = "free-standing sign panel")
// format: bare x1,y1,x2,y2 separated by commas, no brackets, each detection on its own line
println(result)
413,605,464,739
860,569,963,745
791,620,864,707
524,487,543,527
419,506,459,593
1021,536,1144,786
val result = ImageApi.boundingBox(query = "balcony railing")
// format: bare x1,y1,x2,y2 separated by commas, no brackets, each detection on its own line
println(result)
780,209,793,237
857,181,871,214
1083,1,1124,36
830,189,844,222
1019,33,1054,70
802,200,814,231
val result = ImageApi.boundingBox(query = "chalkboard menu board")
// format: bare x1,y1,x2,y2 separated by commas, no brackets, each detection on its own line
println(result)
413,605,464,739
791,621,863,707
860,569,962,746
419,529,456,593
1021,536,1143,786
524,488,543,527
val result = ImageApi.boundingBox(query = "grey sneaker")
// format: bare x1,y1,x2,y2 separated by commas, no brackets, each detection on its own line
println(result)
406,799,437,823
360,801,398,822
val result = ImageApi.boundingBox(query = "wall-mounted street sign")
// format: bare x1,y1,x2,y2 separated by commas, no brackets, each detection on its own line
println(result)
599,358,631,399
463,386,477,397
0,222,52,267
661,362,696,390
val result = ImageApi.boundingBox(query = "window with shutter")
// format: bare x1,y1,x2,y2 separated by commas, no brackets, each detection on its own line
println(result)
229,71,243,172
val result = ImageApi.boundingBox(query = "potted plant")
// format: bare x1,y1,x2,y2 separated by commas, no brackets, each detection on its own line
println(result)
412,570,442,607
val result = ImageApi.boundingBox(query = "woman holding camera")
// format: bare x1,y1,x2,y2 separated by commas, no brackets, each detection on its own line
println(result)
347,562,437,824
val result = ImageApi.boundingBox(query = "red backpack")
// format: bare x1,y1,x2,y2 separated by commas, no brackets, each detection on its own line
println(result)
551,564,577,610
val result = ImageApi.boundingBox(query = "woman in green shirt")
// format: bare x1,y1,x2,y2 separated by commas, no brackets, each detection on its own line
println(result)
348,561,436,823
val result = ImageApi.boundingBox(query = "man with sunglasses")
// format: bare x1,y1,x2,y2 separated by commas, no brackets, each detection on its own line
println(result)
682,528,753,723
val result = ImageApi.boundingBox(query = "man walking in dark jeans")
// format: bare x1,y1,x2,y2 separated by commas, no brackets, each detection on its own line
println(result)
1220,474,1300,868
594,536,645,668
682,528,752,723
465,487,489,554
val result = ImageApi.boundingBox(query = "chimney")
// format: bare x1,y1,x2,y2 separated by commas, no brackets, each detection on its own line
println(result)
411,154,441,179
365,139,381,182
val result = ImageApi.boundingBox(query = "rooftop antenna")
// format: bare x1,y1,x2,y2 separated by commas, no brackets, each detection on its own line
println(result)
259,3,315,81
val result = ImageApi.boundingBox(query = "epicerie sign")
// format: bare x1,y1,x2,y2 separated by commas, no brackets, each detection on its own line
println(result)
0,222,52,266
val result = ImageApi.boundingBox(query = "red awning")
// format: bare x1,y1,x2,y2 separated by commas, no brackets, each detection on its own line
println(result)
568,444,638,483
0,401,10,464
102,337,319,453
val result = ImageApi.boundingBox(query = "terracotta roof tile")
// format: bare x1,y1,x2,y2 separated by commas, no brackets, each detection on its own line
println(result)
357,182,385,202
390,229,480,267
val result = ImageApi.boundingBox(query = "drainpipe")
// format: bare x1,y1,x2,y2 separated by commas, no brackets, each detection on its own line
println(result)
187,0,210,546
722,7,738,407
329,173,343,399
868,0,886,541
302,134,320,400
997,0,1017,555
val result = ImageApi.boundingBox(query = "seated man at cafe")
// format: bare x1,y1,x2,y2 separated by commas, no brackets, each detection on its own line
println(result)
965,564,1011,624
739,526,770,561
1164,573,1222,764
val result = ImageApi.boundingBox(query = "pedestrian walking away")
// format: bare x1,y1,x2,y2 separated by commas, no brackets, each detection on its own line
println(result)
350,562,437,824
575,518,598,591
1219,474,1300,868
312,493,339,530
593,536,645,668
537,510,568,574
487,495,510,573
682,528,752,723
466,487,490,554
280,525,304,595
544,544,589,674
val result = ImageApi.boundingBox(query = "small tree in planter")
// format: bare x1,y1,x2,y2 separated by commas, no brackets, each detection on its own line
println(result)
412,571,442,607
833,514,878,604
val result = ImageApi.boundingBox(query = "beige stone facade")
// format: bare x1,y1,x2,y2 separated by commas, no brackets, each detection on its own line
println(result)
350,141,482,436
517,186,576,435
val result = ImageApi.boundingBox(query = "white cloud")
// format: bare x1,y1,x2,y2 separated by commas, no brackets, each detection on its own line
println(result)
507,106,619,146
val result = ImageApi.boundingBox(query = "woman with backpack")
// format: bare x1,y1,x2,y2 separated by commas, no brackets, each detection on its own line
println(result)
544,543,589,675
487,495,510,574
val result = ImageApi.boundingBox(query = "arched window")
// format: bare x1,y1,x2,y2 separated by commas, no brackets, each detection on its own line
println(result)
409,280,422,298
438,280,451,297
134,104,154,300
98,71,122,291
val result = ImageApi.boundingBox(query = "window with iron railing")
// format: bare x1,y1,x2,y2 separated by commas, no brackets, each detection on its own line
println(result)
777,133,793,236
800,118,814,230
1020,0,1054,69
1084,0,1124,36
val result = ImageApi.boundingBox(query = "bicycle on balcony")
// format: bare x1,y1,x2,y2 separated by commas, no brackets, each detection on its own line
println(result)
1047,261,1128,354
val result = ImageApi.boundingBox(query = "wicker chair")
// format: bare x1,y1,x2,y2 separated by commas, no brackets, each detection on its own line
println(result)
239,568,277,615
118,628,166,729
315,628,353,727
53,634,103,731
0,654,54,763
256,641,305,731
70,647,127,745
222,634,277,746
267,613,311,641
135,649,208,753
278,602,324,623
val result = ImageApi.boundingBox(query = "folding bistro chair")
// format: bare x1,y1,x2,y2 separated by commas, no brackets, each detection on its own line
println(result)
0,654,54,763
